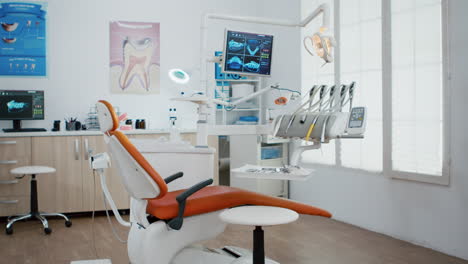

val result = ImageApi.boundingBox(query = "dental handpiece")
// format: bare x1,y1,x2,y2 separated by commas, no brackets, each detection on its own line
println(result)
340,85,347,111
329,85,336,111
319,85,326,111
305,115,320,141
300,85,317,124
348,82,356,112
285,115,296,133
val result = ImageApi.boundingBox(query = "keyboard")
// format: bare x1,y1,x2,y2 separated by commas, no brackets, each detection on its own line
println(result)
3,128,47,133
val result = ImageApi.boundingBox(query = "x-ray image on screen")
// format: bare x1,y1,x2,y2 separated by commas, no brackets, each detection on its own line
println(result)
227,37,246,54
226,54,244,71
243,56,261,73
223,30,273,76
0,95,33,119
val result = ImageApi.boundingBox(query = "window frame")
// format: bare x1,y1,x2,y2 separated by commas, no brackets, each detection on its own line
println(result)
382,0,451,185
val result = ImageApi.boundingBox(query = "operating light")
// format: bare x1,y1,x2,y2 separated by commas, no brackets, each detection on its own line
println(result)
304,32,335,64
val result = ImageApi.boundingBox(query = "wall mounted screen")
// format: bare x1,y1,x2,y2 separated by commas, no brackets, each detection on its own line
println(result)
223,30,273,76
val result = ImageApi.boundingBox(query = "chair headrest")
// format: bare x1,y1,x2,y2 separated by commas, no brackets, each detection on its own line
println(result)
96,100,119,133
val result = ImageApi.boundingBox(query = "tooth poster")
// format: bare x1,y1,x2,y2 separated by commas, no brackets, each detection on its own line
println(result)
110,21,160,94
0,2,47,76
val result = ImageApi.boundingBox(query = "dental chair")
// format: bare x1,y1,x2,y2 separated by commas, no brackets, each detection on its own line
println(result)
96,100,331,264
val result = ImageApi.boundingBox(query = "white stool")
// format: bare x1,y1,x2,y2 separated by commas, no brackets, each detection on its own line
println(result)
6,166,72,235
219,206,299,264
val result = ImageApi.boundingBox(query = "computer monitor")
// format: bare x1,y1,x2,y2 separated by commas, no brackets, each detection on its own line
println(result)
223,30,274,77
0,90,45,132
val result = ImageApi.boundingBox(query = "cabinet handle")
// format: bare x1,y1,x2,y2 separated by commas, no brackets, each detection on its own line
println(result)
84,138,89,160
0,160,17,165
0,141,16,145
0,200,18,204
0,180,18,185
74,139,80,160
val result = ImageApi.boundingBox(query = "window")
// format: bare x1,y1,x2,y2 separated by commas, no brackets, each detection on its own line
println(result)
386,0,449,184
300,0,449,184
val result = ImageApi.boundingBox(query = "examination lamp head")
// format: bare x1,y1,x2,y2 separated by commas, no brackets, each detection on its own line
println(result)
168,69,190,84
304,32,335,64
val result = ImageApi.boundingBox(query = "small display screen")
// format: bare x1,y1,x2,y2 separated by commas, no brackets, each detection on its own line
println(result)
224,30,273,76
349,107,365,128
0,90,44,120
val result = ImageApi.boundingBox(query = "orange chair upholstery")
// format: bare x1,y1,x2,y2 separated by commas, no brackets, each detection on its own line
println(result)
97,100,332,223
148,186,331,219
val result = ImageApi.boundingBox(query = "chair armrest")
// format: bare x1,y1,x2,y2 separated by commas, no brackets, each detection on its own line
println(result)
167,178,214,230
164,172,184,184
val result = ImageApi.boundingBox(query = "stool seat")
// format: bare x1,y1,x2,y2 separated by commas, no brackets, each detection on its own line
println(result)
10,166,56,175
220,206,299,227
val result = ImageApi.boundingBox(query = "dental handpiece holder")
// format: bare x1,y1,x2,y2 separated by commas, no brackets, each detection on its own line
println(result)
275,112,350,142
89,152,131,227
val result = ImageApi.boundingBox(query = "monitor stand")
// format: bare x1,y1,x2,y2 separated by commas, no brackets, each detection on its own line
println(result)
2,120,47,133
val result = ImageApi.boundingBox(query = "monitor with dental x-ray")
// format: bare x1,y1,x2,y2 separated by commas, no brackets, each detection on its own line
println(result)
223,30,273,76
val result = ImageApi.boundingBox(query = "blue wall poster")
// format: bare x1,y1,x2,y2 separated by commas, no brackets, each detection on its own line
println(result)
0,2,47,76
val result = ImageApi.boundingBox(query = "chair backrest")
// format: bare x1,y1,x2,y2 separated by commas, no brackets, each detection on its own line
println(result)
96,100,168,200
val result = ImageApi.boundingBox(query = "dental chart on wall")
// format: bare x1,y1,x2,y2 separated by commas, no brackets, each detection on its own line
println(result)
0,1,47,76
109,21,160,94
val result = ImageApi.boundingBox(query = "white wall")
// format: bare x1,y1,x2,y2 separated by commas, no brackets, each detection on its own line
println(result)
0,0,300,130
292,0,468,260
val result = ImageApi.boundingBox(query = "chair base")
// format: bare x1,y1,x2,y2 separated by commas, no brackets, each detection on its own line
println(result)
6,212,72,235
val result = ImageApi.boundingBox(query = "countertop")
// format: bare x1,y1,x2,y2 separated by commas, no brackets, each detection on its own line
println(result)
0,129,197,138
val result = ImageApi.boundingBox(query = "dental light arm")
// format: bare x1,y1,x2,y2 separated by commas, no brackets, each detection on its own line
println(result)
299,3,330,32
167,178,214,230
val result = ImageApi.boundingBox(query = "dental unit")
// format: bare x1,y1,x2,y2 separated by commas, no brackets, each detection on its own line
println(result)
93,100,332,264
91,3,366,264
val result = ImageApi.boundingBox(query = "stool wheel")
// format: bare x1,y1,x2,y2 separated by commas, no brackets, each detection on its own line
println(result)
5,227,13,235
65,220,72,227
44,227,52,235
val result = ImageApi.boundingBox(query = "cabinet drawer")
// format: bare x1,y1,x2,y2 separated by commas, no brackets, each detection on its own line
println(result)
0,137,31,160
0,176,29,196
0,196,28,217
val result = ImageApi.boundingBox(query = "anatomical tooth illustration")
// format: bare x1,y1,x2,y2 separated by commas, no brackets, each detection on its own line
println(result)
1,22,18,32
119,37,154,90
2,37,17,44
31,64,36,70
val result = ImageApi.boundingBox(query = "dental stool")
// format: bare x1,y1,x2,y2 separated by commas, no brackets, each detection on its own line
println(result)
219,206,299,264
6,166,72,235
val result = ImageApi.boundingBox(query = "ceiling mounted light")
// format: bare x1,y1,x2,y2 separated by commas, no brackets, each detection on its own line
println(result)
304,32,336,64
